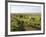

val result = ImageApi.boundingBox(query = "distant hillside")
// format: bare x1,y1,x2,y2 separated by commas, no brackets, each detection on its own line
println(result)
11,12,41,16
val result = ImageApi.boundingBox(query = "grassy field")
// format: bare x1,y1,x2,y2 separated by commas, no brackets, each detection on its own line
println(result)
10,13,41,32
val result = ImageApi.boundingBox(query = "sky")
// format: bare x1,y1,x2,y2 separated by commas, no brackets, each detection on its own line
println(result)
11,5,41,13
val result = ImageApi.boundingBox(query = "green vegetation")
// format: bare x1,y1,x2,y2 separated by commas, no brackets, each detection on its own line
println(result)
10,13,41,32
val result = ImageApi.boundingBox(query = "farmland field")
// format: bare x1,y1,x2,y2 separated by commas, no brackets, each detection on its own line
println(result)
10,13,41,32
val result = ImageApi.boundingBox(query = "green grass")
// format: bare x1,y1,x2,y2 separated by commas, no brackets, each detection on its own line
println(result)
10,13,41,32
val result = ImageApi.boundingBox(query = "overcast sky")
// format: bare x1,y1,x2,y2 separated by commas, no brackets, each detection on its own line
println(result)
11,5,41,13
